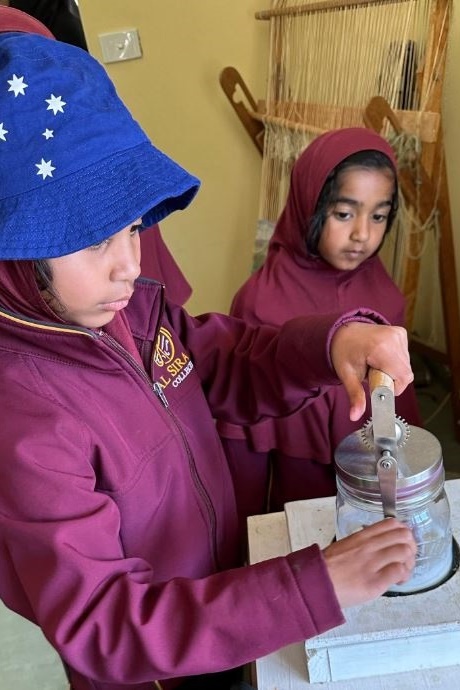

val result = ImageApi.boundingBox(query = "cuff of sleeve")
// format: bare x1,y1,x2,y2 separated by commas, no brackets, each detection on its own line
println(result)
286,544,345,634
279,309,388,388
326,308,390,371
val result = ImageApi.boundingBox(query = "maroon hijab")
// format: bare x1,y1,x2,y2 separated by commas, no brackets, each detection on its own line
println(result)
0,261,56,321
232,127,398,323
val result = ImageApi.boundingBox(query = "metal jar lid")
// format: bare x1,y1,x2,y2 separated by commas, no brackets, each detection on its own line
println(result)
334,422,444,509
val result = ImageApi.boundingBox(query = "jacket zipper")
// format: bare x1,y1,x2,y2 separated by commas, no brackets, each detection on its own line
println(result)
96,329,219,570
148,287,218,566
152,381,169,407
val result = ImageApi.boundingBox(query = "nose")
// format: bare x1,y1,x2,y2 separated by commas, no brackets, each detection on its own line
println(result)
350,215,370,243
111,232,141,283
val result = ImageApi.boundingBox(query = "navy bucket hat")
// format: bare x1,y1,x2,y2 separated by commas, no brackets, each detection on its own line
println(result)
0,32,200,259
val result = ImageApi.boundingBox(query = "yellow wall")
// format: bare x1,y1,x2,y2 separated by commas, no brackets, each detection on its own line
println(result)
78,0,268,315
79,0,460,318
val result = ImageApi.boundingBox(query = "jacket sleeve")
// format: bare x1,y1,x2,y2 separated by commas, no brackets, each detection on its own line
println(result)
0,396,344,685
165,304,388,423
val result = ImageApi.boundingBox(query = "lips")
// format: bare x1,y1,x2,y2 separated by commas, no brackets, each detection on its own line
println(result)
101,294,133,311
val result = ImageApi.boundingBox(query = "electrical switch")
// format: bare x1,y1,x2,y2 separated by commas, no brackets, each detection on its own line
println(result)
98,29,142,64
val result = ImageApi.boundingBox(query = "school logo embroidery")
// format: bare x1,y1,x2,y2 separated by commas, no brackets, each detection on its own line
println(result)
153,327,194,390
154,327,175,367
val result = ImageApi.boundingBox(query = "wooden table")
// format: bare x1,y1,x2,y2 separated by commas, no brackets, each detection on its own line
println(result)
247,477,460,689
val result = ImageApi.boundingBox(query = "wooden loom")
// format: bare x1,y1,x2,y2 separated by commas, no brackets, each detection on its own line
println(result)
220,0,460,442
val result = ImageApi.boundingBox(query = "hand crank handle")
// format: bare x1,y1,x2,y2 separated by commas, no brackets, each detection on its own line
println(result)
368,368,394,395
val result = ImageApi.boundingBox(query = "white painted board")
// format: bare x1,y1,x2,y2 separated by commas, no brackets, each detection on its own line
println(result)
285,480,460,682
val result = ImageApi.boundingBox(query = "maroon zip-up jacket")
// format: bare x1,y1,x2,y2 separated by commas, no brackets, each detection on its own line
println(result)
0,278,385,689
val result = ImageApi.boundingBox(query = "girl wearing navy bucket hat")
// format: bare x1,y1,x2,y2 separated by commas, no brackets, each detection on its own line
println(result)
0,16,416,690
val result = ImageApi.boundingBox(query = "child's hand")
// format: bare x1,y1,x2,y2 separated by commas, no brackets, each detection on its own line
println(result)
323,519,416,608
330,322,413,421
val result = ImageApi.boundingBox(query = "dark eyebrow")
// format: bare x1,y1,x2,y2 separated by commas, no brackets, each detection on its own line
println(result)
334,196,392,209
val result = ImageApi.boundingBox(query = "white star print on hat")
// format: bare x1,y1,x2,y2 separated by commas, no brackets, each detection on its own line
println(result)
36,159,55,180
46,94,66,115
3,76,66,180
7,73,28,97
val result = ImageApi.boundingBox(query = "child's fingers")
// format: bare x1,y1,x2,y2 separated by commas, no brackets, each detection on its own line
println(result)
323,519,416,607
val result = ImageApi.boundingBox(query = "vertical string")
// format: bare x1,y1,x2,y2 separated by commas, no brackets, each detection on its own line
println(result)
256,0,441,284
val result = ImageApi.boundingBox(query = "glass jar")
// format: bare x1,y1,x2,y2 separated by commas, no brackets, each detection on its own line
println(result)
335,423,454,594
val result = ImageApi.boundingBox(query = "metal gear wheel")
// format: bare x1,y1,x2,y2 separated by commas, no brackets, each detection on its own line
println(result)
359,415,410,450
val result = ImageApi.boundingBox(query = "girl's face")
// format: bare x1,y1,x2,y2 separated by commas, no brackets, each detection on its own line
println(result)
45,220,142,328
317,166,395,271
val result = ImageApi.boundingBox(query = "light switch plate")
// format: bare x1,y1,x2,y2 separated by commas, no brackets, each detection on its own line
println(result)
98,29,142,64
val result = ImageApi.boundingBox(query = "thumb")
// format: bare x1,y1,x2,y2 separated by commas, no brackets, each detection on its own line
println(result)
341,370,367,421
